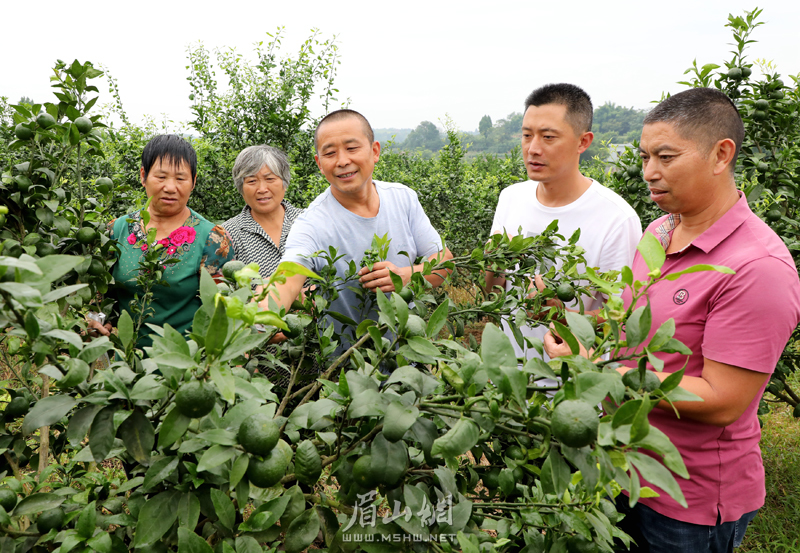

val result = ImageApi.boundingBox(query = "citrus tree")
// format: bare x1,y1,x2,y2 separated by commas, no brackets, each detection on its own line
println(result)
2,194,732,553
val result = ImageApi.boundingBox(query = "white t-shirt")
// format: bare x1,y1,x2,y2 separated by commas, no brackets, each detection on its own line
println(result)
282,180,443,349
490,178,642,360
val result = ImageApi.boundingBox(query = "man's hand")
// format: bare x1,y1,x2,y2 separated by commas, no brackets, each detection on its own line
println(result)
543,323,589,358
86,318,113,337
359,261,410,292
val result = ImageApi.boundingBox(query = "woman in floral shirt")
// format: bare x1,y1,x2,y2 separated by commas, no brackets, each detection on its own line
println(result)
99,135,234,348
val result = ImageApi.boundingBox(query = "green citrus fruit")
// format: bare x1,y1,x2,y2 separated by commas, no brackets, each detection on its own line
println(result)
76,227,98,245
221,259,245,280
793,404,800,418
455,319,465,338
74,117,93,134
88,258,106,276
237,412,280,456
551,399,599,449
247,448,290,488
766,209,782,222
352,455,380,489
95,177,113,194
769,90,785,100
14,124,33,141
0,206,7,215
754,99,770,111
506,445,526,461
772,79,785,89
0,489,18,512
283,314,304,339
35,242,56,257
626,182,639,194
741,66,752,78
567,535,598,553
626,165,641,178
404,314,427,338
36,113,56,129
294,440,322,485
175,380,216,418
4,396,30,418
756,162,770,173
752,110,768,122
481,467,501,490
726,67,743,80
556,283,576,302
398,286,413,302
622,369,661,392
37,507,65,532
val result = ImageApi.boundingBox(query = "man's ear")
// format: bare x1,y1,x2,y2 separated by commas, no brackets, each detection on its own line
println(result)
314,154,322,172
140,167,146,187
712,138,737,176
577,132,594,154
372,140,381,162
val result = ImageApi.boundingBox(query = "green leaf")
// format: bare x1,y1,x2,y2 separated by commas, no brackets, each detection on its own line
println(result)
234,536,261,553
630,399,651,442
552,320,581,355
0,282,42,307
375,288,396,329
426,301,450,338
210,489,236,531
273,260,321,281
130,375,168,401
659,367,685,394
612,399,642,429
635,425,689,478
143,456,179,491
118,409,155,466
42,283,89,303
205,300,229,357
177,492,201,534
284,509,320,553
158,407,191,449
522,356,558,380
625,305,651,349
89,405,118,463
346,389,388,418
230,453,250,489
627,451,687,507
178,527,214,553
209,362,235,404
432,418,480,458
86,531,112,553
406,336,441,358
118,310,134,350
637,232,666,273
541,448,571,497
36,254,85,282
153,352,197,369
647,318,676,352
12,493,64,516
480,323,517,368
196,445,236,473
136,491,180,547
22,395,77,435
220,332,268,362
564,311,596,352
663,264,735,280
199,270,218,315
382,401,419,441
67,404,103,446
384,365,440,397
76,501,97,539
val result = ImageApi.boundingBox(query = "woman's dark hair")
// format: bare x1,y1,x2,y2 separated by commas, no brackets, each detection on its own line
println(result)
141,134,198,180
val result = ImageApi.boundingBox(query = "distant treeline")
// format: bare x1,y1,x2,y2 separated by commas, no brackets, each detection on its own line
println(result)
379,103,647,163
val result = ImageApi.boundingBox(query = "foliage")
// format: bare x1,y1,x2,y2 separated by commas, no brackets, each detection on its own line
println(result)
580,104,647,163
184,28,341,222
401,121,444,154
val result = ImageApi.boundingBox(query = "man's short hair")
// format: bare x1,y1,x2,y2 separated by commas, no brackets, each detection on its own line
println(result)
232,145,291,195
524,83,593,135
644,88,744,171
314,109,374,150
142,134,197,181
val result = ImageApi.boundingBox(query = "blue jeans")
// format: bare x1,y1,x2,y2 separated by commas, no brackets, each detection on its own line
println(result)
615,498,757,552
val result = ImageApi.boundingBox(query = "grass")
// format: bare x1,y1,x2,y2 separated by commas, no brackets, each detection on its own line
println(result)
739,397,800,552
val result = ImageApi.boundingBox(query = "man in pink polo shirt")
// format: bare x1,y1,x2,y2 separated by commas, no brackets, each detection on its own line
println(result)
545,87,800,552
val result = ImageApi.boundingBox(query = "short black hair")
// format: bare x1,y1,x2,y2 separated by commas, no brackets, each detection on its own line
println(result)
141,134,197,181
524,83,593,134
314,109,374,150
644,88,744,172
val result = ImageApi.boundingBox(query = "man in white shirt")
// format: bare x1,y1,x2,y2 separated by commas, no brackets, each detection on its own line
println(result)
485,83,641,360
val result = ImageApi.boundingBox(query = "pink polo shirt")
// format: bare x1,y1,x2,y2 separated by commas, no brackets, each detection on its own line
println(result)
622,194,800,525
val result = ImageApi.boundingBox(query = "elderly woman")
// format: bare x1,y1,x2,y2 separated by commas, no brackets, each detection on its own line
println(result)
222,145,303,279
91,134,235,347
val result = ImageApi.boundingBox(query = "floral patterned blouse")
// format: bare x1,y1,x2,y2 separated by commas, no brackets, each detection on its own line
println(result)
109,208,234,348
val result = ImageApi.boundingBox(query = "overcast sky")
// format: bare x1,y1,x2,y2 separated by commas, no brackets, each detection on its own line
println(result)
2,0,798,133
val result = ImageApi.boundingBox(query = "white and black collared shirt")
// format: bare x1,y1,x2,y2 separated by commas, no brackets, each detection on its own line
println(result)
221,201,304,279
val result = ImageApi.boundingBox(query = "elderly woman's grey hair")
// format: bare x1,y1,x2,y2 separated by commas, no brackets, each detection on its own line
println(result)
232,145,291,195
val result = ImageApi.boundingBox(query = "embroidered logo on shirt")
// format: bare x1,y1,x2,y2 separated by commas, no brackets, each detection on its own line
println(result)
673,289,689,305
